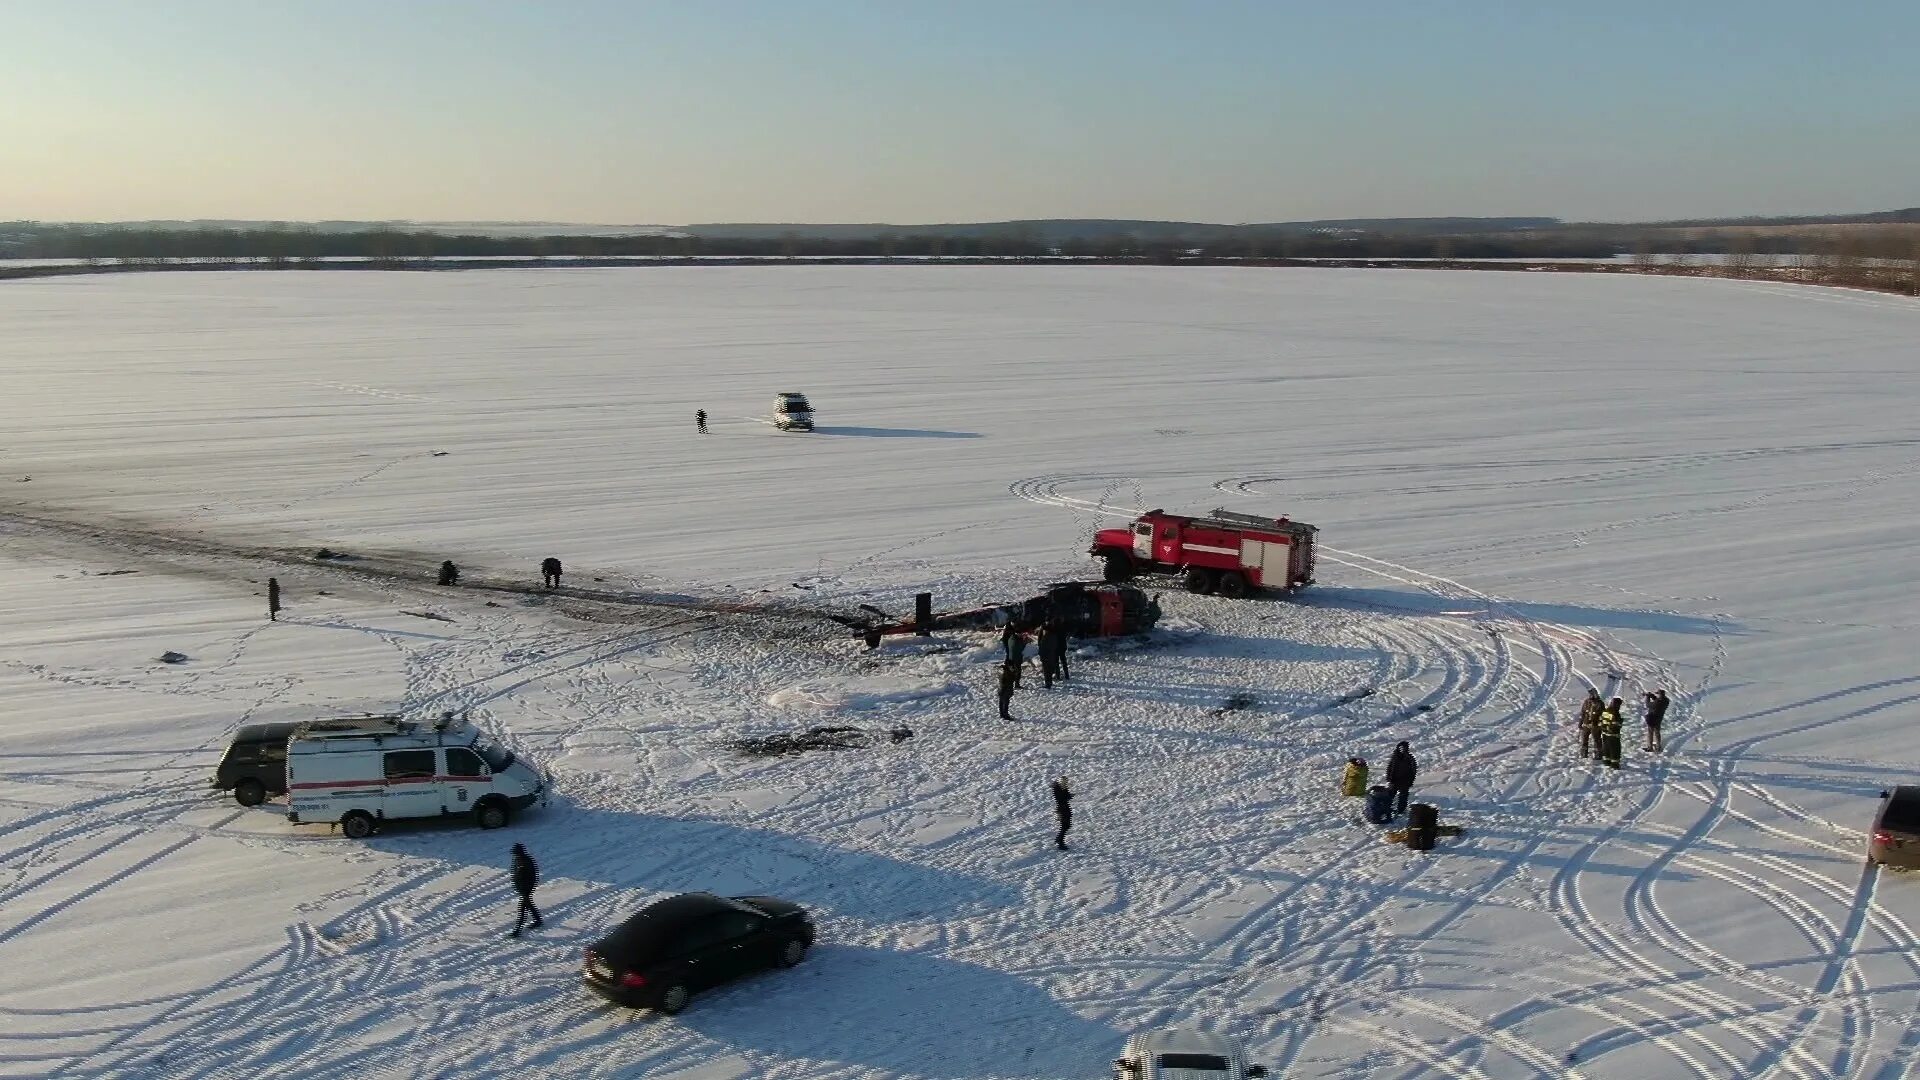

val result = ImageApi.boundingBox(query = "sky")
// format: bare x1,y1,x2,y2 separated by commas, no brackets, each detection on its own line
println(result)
2,0,1917,225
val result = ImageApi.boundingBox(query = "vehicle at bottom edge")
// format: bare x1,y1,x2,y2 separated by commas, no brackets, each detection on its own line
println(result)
583,891,815,1013
1114,1027,1268,1080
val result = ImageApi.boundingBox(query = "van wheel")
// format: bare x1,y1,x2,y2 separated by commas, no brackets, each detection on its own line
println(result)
1215,571,1249,599
656,983,691,1015
340,811,375,840
777,937,808,968
475,799,509,830
1102,555,1133,583
1183,567,1217,594
233,778,267,807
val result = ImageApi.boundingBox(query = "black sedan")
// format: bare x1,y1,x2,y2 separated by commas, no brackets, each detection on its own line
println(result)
583,891,815,1013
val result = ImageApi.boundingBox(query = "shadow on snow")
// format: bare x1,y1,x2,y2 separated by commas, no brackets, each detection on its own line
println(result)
355,804,1018,924
1302,585,1742,637
673,945,1117,1079
812,425,983,440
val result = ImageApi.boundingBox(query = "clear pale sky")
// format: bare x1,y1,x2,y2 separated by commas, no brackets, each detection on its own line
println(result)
3,0,1916,224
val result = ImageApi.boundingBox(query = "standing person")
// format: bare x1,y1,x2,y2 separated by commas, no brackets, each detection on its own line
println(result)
1643,688,1670,752
1599,698,1624,769
1048,617,1071,683
1001,624,1028,687
1386,740,1418,818
540,557,563,589
996,660,1018,720
509,843,543,937
1037,624,1061,689
1578,688,1603,759
696,409,708,434
437,560,460,586
1050,776,1074,850
267,577,281,622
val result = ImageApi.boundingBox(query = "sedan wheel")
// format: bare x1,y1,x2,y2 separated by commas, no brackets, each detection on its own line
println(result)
656,984,691,1015
777,937,808,968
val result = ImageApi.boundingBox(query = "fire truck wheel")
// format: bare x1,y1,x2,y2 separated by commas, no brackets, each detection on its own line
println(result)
1183,567,1217,594
1102,555,1133,583
1215,570,1249,599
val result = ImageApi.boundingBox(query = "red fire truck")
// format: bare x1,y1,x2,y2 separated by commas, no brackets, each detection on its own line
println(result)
1090,508,1317,598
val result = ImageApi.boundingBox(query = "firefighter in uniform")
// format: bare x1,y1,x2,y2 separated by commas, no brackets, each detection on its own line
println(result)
1598,697,1624,769
1578,689,1603,759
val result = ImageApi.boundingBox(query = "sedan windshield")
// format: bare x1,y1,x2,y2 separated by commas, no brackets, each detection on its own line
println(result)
474,737,515,772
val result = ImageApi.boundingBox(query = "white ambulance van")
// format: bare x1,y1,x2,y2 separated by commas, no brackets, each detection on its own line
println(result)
286,715,548,839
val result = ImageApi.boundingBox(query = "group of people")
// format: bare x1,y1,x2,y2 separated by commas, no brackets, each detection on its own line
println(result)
431,557,566,590
1578,686,1670,767
995,621,1073,719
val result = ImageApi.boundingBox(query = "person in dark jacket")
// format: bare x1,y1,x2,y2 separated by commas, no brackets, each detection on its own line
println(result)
996,661,1018,720
438,560,460,586
1046,617,1070,682
1386,741,1417,817
1051,776,1073,850
696,409,708,434
509,843,543,937
1037,624,1061,688
1578,688,1603,759
540,557,563,589
267,577,281,621
1643,688,1670,752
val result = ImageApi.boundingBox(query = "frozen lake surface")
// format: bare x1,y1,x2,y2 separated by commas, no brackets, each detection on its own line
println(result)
2,267,1917,1078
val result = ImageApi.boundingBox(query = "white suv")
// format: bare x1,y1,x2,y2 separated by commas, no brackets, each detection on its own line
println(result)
1114,1028,1268,1080
772,391,814,431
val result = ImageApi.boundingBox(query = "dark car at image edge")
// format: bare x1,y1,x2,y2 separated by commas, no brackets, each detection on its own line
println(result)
1870,785,1920,870
583,891,815,1014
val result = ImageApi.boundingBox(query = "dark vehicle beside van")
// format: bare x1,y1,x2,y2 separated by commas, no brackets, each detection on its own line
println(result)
583,891,814,1014
211,722,298,806
1870,786,1920,869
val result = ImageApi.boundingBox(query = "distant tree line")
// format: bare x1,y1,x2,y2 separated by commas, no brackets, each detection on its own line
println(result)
2,221,1912,294
0,222,1631,262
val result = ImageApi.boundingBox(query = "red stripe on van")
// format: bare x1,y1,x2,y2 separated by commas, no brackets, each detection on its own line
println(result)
288,775,494,790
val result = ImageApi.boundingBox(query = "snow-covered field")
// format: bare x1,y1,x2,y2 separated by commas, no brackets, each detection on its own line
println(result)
2,267,1917,1079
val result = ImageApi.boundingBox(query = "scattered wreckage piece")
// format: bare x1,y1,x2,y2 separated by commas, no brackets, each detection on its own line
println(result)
729,724,914,758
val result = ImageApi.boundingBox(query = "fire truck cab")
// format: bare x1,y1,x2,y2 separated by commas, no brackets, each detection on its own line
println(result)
1091,508,1316,598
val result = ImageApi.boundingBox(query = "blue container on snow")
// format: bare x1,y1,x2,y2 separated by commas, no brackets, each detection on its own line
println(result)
1365,784,1394,825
